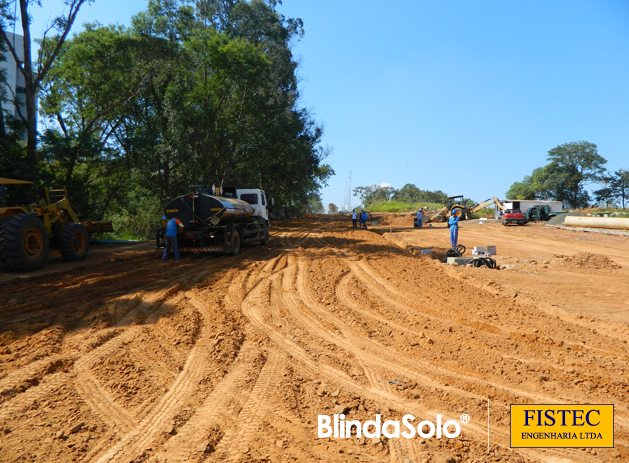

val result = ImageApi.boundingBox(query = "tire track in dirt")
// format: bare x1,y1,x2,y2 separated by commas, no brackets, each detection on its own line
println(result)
328,240,629,402
356,358,418,463
308,226,619,462
90,292,217,463
238,254,489,445
0,287,182,424
155,340,259,461
73,291,185,438
211,349,284,462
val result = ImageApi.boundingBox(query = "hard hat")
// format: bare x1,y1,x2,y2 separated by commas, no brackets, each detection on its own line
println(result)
162,216,167,220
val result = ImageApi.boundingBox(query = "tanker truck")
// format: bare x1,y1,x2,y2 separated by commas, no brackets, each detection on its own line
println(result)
156,187,269,256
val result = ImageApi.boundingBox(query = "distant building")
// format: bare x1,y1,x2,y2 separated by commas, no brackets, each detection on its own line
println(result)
501,200,563,214
0,32,29,128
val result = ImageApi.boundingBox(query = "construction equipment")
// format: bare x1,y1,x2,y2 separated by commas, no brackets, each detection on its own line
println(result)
524,204,567,222
0,178,113,272
427,196,505,223
156,186,270,256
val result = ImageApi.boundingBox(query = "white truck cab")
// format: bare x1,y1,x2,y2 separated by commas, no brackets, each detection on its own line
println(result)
235,189,269,222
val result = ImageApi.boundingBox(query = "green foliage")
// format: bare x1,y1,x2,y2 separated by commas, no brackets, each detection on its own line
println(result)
391,184,447,204
471,208,494,219
102,195,163,240
354,183,447,210
353,185,396,206
546,141,607,207
308,192,325,214
367,201,441,213
595,169,629,209
19,0,330,224
506,141,608,208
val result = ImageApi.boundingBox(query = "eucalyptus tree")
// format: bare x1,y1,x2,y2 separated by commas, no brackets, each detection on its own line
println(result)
0,0,95,170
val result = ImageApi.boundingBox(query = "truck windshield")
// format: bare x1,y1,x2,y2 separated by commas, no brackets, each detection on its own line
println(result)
240,194,258,205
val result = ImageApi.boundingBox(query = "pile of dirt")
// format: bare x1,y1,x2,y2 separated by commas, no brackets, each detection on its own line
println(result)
545,211,584,225
377,213,414,227
553,252,622,270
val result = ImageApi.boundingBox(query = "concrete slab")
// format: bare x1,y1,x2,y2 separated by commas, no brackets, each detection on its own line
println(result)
446,257,476,266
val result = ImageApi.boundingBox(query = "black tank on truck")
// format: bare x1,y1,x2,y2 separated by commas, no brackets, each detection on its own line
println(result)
156,187,270,256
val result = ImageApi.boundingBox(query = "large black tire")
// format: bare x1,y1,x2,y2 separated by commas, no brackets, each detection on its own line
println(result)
260,222,269,246
60,222,89,262
230,228,241,256
451,206,465,220
0,213,49,272
435,215,445,223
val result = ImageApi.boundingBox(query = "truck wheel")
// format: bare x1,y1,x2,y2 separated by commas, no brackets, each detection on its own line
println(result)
230,229,241,256
260,222,269,246
60,222,89,262
0,213,49,272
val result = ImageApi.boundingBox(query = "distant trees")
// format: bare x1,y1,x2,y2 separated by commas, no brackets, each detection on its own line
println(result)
506,141,616,208
391,184,447,204
308,193,325,213
595,169,629,209
353,183,447,207
328,203,338,214
352,185,396,205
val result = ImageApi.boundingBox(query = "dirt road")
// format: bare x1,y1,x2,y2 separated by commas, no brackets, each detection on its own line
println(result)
1,215,628,463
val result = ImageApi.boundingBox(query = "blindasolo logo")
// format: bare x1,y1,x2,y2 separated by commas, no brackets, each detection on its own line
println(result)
510,404,614,448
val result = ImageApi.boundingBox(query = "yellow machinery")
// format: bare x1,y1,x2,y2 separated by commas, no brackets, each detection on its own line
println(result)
0,178,113,272
427,195,505,223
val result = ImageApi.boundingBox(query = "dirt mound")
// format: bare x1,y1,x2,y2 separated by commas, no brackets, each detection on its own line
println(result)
545,211,584,225
553,251,622,269
378,213,415,227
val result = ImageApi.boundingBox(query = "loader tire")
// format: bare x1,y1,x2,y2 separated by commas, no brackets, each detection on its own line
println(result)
60,222,89,262
435,216,445,223
230,229,241,256
260,222,269,246
0,213,49,272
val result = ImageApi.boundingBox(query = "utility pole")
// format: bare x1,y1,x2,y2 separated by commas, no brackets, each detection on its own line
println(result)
348,171,352,211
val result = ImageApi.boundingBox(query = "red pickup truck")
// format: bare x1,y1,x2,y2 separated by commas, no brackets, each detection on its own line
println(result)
501,209,526,226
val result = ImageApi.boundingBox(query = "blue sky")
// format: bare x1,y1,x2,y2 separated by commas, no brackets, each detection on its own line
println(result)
24,0,629,209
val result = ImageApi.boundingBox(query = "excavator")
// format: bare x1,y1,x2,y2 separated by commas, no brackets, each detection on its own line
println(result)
426,195,505,223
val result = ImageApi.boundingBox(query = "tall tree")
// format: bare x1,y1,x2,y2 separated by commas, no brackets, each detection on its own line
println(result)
0,0,94,170
596,169,629,209
546,141,607,208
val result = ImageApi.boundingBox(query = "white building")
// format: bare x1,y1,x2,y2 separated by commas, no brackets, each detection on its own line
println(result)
0,33,28,123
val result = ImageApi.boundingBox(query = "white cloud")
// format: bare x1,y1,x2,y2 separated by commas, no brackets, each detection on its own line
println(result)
375,182,391,188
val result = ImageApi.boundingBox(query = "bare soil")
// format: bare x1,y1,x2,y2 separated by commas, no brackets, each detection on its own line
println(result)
1,214,628,463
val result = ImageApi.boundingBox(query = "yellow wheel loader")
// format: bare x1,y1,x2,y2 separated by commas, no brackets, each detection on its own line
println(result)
0,178,113,272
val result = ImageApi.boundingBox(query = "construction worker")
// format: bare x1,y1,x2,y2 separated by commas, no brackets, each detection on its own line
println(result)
448,209,460,247
351,209,357,228
359,210,368,229
416,208,423,228
163,215,184,261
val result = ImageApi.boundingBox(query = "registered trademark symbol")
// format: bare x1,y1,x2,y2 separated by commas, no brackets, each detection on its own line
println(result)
460,414,470,423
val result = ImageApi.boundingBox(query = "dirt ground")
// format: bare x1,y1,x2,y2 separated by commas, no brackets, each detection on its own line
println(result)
1,214,628,463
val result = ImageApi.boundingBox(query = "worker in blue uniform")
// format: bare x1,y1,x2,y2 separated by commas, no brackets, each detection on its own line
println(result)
448,210,460,247
163,216,184,261
359,210,368,229
416,209,423,228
